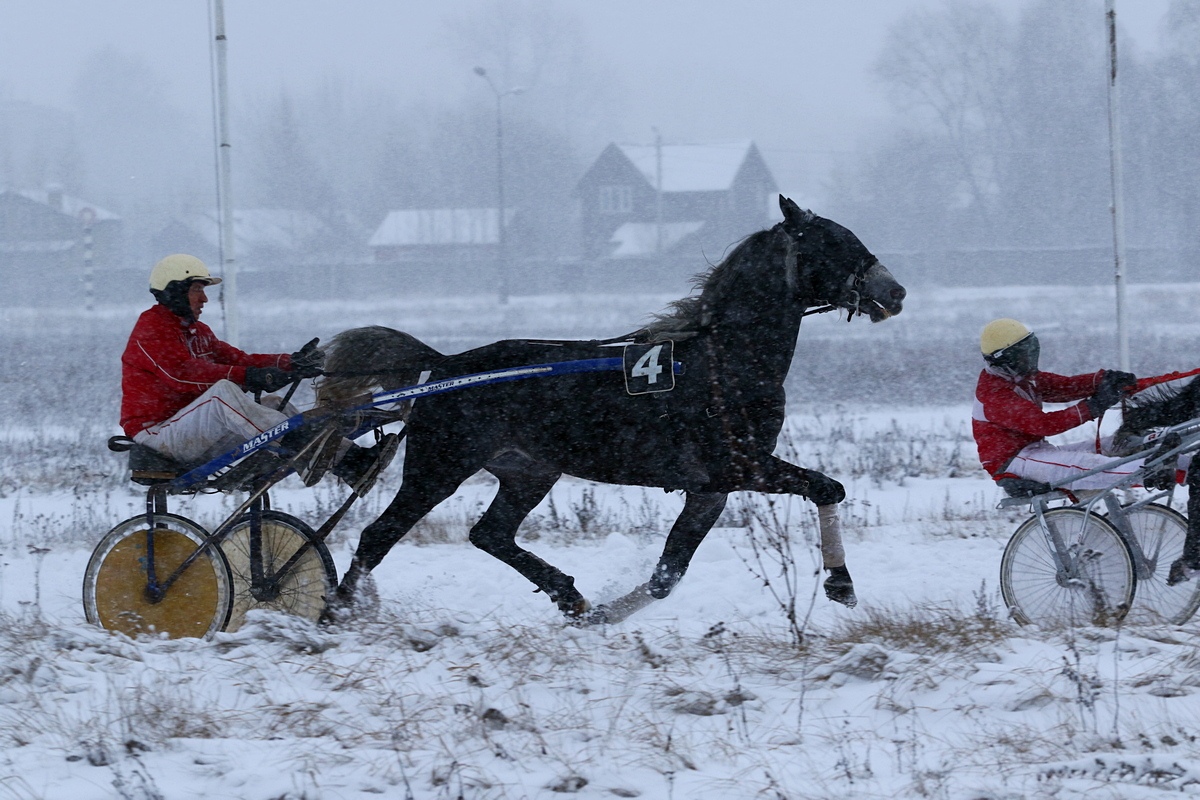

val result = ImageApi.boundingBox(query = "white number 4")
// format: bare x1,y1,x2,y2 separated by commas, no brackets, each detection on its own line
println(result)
631,345,664,384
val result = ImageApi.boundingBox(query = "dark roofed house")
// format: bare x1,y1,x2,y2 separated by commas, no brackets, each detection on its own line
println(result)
0,186,122,305
575,140,778,260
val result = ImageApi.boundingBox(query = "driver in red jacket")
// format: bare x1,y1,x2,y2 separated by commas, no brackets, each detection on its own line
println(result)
121,254,396,495
972,318,1142,490
974,318,1200,584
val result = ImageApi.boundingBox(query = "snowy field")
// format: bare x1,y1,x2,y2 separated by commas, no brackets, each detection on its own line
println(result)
3,281,1200,799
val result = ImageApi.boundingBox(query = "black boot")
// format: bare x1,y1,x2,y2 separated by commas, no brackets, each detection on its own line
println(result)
332,433,400,496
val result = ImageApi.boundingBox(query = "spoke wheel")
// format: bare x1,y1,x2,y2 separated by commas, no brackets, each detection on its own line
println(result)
220,511,337,632
1113,503,1200,625
83,514,233,639
1000,508,1135,628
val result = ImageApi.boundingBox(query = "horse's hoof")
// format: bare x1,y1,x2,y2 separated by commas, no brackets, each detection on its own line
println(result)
319,581,374,626
558,597,592,620
318,598,351,627
824,566,857,608
1168,558,1200,586
648,565,682,599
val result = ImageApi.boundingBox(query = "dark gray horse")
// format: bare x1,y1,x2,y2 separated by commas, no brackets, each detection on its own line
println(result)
317,197,906,623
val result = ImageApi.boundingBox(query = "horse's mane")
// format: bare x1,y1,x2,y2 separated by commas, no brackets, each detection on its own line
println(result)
637,228,775,340
1121,376,1200,434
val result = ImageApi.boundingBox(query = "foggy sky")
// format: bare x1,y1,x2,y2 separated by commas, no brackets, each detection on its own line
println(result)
0,0,1175,201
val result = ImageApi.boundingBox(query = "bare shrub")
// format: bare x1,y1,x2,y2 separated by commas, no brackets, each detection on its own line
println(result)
824,588,1014,661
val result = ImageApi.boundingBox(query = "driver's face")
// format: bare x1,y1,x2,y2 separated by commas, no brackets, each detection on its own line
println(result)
188,281,207,319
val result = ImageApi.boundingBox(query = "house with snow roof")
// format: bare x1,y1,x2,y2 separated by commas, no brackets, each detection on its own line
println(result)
368,208,516,263
0,186,122,304
574,140,778,260
152,209,353,269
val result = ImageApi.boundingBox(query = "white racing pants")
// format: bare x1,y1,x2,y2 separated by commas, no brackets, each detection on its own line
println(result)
1007,438,1192,491
133,379,298,465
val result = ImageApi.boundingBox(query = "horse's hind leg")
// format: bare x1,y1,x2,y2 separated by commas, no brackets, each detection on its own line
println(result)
648,491,728,599
467,468,590,616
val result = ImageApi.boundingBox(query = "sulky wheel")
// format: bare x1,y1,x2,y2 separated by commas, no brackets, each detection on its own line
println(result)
1114,503,1200,625
83,513,234,639
1000,507,1135,628
219,510,337,632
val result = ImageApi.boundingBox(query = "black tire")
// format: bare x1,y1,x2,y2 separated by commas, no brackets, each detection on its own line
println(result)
83,513,233,639
1000,507,1135,628
219,510,337,631
1112,503,1200,625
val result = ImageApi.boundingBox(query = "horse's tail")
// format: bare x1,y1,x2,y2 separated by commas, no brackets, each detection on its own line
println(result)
1117,373,1200,438
315,326,444,407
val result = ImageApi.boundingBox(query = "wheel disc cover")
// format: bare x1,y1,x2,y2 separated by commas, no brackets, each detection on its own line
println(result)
94,528,225,639
221,516,332,632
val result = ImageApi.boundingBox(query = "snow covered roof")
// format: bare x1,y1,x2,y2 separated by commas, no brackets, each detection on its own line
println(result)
174,209,329,251
616,141,755,193
1,187,120,221
609,221,706,258
369,208,515,247
0,239,75,254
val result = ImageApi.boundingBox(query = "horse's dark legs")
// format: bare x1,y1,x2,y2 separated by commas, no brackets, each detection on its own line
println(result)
326,461,474,619
1168,463,1200,584
709,455,857,606
648,491,728,599
467,469,590,615
714,454,845,505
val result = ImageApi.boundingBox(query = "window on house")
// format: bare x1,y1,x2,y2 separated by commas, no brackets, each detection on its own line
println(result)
598,185,633,214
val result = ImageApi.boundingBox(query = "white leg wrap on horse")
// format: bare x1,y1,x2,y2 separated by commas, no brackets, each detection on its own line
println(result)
818,504,845,569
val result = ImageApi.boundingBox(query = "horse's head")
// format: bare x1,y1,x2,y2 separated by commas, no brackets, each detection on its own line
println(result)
777,196,905,322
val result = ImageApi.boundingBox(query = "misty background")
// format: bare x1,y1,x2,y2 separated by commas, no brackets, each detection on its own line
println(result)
1,0,1197,307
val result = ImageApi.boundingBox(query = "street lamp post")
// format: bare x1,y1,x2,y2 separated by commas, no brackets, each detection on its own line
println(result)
474,67,522,304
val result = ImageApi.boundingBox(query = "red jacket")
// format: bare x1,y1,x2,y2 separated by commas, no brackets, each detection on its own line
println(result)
972,366,1104,478
120,304,290,436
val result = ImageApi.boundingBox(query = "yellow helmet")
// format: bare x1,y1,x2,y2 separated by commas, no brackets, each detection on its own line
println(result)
980,318,1031,356
149,254,222,291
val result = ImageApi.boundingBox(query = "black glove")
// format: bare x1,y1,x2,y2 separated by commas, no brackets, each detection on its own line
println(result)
1104,370,1137,394
1086,370,1137,417
244,366,293,394
289,337,324,378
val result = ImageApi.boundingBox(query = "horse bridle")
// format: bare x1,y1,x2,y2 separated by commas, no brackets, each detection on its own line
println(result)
784,221,871,320
822,265,872,321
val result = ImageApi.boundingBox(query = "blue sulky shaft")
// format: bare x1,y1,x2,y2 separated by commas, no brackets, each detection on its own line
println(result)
170,357,681,490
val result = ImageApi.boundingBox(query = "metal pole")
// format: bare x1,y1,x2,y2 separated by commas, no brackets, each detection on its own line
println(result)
80,207,95,312
1105,0,1130,371
211,0,239,345
495,89,508,305
474,68,522,305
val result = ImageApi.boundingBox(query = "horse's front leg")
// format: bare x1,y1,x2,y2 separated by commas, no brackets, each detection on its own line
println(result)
648,491,729,599
727,455,856,607
584,491,727,626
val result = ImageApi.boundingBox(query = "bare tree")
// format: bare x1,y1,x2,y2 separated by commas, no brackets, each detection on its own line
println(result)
872,1,1014,231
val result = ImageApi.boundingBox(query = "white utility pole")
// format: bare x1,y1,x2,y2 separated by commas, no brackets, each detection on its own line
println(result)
210,0,239,345
473,67,523,305
1105,0,1130,371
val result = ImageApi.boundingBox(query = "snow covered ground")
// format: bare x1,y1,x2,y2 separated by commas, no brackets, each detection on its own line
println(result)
3,284,1200,799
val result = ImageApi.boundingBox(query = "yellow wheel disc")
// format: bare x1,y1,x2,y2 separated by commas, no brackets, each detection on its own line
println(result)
85,516,232,639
